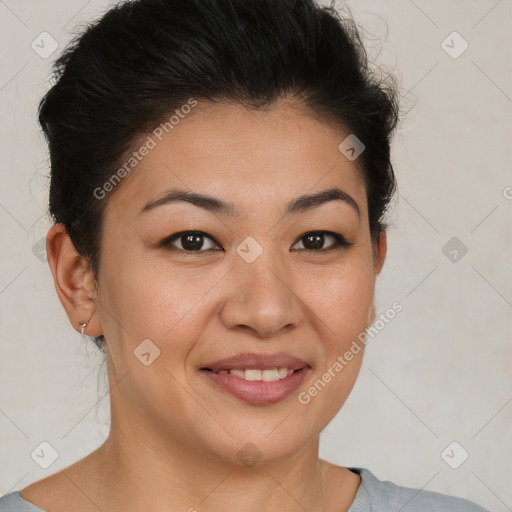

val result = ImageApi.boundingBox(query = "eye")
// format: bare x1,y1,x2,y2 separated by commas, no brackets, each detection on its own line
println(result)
291,231,353,251
160,231,222,252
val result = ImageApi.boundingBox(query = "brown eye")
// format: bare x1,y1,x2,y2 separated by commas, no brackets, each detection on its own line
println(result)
292,231,352,251
161,231,221,252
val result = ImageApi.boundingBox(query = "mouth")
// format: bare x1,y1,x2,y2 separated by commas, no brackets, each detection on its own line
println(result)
199,352,311,405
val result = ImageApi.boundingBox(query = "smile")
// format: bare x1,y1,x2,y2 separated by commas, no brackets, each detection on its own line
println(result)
199,366,310,405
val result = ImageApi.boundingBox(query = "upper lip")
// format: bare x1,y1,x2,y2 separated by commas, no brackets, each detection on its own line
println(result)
201,352,310,371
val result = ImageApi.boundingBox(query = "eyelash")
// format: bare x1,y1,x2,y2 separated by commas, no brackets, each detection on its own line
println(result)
159,230,353,253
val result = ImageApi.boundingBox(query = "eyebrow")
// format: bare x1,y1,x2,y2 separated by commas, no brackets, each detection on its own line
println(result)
140,186,360,218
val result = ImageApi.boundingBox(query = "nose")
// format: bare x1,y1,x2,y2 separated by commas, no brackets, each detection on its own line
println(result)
218,248,304,338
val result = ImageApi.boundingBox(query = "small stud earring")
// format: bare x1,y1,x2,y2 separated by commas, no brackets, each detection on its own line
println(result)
78,320,88,335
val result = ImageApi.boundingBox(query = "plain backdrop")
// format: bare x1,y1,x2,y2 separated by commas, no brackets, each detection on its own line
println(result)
0,0,511,510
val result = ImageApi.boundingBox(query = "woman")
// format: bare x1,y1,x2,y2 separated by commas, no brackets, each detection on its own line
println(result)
0,0,491,510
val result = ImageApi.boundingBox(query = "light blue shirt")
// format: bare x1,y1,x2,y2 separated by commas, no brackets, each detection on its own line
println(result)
0,467,491,511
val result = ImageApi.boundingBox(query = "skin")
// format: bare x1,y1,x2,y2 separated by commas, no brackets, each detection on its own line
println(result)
21,100,386,512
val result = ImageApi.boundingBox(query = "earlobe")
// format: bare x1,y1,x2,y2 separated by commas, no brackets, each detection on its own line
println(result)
46,224,103,337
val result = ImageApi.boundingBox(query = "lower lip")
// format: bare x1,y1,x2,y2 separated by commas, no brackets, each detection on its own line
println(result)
200,367,310,405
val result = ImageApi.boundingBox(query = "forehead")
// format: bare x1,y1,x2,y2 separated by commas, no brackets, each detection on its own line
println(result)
105,101,367,219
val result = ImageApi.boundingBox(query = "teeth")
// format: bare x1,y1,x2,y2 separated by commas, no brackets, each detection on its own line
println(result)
214,367,296,381
245,369,262,381
278,367,288,379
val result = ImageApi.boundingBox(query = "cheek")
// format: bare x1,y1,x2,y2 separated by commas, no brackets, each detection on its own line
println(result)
94,245,223,414
96,239,228,355
293,261,373,427
299,256,375,339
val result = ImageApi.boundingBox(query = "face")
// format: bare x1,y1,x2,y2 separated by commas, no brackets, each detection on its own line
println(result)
73,101,385,465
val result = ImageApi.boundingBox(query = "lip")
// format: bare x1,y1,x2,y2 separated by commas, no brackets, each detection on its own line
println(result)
199,352,311,405
200,366,310,405
201,352,309,371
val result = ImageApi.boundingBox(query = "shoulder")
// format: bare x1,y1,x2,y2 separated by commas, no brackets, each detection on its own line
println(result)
349,467,491,512
5,448,104,512
0,491,46,511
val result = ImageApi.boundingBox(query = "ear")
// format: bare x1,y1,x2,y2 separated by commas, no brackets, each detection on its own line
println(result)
373,232,387,277
367,232,387,326
46,224,103,337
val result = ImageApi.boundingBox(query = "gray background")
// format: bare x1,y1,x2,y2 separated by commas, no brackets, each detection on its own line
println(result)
0,0,510,510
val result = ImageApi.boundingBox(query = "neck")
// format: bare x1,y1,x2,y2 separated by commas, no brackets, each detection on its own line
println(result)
91,419,326,512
